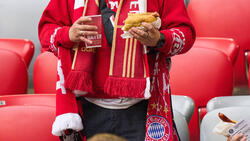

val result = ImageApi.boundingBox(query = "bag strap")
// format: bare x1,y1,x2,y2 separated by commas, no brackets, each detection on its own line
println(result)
99,0,116,46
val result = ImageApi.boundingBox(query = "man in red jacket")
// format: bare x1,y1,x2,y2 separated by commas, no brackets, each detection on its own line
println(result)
39,0,195,140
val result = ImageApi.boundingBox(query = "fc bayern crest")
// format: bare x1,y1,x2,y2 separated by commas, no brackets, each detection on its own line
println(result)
146,115,170,141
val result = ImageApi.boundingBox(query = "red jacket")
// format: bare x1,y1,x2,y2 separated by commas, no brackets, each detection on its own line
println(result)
38,0,195,137
39,0,195,95
39,0,195,136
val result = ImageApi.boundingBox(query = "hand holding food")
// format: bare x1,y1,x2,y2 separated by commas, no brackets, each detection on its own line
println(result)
121,12,162,47
213,113,236,136
122,12,159,31
227,133,247,141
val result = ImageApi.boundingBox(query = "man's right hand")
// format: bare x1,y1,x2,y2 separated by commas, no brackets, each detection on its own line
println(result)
227,133,247,141
69,16,98,44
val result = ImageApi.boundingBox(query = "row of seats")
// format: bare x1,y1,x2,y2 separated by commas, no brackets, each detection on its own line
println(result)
170,38,236,141
0,39,194,140
1,94,249,141
0,39,55,141
187,0,250,88
0,37,239,141
0,94,194,141
185,0,250,140
0,94,57,141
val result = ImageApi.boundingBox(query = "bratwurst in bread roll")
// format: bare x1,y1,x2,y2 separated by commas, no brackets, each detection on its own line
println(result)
213,113,237,137
122,12,160,31
218,113,237,124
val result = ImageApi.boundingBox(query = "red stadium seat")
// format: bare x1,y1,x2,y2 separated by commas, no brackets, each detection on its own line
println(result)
187,0,250,87
0,105,57,141
33,52,57,94
170,47,234,141
0,49,28,95
0,94,55,107
0,38,34,67
194,37,239,65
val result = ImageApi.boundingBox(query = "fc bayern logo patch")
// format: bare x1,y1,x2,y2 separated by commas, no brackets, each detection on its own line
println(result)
146,115,170,141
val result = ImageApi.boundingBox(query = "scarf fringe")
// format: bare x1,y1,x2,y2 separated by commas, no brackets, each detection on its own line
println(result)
65,70,93,94
144,77,151,99
104,77,147,98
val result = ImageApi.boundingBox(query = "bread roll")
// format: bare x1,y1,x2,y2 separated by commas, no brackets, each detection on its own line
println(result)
122,12,158,31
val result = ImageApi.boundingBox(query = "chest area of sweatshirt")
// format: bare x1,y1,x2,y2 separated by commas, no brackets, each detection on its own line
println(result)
71,0,160,23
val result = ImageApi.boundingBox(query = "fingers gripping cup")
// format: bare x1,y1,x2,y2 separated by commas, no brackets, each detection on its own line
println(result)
65,15,102,96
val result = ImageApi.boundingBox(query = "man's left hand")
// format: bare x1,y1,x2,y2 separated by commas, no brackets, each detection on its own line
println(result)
128,22,161,47
227,133,247,141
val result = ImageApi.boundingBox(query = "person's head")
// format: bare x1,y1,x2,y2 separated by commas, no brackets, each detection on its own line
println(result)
87,133,127,141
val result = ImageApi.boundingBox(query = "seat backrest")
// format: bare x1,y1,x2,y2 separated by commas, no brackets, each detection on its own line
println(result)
187,0,250,86
170,47,233,108
33,52,57,94
0,49,28,95
200,107,250,141
0,105,57,141
172,95,194,123
0,94,55,107
207,96,250,113
194,37,239,65
170,47,234,141
0,39,34,67
173,110,190,141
